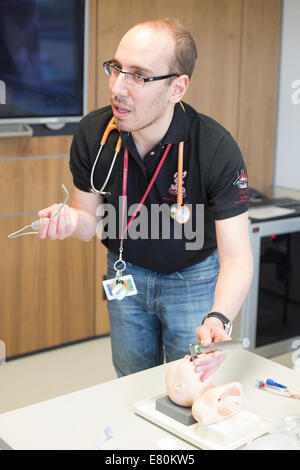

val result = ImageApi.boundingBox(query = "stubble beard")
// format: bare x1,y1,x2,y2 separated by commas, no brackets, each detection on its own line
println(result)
112,87,169,133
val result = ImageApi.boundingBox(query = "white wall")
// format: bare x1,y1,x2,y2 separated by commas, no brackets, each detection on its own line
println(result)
274,0,300,190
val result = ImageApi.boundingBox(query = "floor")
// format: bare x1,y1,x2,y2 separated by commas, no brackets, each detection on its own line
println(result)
0,336,117,414
0,335,296,415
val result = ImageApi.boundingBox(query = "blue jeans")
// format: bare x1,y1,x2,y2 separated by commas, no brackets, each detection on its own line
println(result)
106,250,220,377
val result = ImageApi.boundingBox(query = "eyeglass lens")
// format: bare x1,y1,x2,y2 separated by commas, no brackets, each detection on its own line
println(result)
104,63,145,87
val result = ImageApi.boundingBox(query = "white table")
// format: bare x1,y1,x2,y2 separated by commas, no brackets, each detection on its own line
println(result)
0,350,299,450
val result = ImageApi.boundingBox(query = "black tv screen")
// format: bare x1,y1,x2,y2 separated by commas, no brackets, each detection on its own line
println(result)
0,0,88,125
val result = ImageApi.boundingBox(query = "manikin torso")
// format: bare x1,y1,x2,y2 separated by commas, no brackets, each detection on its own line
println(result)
166,355,243,425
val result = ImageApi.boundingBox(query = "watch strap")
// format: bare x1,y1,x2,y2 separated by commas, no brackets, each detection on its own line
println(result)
202,312,232,335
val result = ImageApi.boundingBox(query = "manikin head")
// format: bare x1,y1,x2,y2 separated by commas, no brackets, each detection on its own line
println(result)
166,355,213,407
107,19,197,134
166,355,243,425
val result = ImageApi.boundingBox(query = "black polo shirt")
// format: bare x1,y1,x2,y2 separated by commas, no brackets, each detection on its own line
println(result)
69,101,249,273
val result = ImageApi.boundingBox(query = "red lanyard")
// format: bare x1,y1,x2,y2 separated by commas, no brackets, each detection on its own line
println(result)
120,144,172,248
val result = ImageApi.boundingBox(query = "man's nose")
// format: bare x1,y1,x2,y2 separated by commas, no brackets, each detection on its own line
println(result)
110,73,129,97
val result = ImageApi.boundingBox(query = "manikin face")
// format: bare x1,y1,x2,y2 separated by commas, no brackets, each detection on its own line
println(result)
166,356,243,425
166,355,213,407
109,25,177,134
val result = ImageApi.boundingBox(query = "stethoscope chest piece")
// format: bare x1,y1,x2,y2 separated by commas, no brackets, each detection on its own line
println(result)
170,204,191,224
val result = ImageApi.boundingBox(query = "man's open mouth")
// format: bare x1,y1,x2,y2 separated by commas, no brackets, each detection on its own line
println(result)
113,103,131,118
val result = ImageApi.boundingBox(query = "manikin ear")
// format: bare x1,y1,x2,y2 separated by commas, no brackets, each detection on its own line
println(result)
168,75,189,104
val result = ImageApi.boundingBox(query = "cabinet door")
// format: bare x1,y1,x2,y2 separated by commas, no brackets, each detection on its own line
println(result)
0,154,95,358
95,244,110,336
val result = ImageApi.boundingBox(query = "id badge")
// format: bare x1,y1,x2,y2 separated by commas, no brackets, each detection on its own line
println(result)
102,274,138,301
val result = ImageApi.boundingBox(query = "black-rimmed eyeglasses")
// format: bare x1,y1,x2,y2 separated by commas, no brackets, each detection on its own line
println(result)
103,61,178,88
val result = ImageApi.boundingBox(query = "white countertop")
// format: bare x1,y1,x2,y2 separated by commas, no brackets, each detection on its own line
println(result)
273,186,300,200
0,349,299,450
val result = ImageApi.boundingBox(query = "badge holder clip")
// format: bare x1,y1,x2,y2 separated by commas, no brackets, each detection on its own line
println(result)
102,248,138,301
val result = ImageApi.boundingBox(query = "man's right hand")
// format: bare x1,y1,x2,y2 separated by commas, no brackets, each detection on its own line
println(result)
37,204,78,240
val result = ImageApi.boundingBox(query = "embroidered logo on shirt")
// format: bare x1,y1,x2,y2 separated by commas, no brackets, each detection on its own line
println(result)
233,169,249,204
169,171,187,199
233,169,248,189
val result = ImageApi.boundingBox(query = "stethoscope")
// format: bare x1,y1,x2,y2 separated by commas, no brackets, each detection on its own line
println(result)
90,105,191,225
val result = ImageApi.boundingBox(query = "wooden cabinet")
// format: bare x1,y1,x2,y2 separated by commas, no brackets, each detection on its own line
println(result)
0,0,282,358
0,152,96,357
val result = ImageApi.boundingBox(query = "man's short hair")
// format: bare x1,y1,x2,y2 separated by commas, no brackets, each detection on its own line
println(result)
138,18,198,79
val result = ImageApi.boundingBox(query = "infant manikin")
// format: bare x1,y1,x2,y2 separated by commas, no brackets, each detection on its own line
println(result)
166,355,243,425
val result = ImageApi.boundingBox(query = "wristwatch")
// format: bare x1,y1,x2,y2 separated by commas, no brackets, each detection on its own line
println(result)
202,312,233,336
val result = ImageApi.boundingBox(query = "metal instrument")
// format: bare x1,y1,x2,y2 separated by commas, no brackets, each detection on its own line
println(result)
189,337,250,357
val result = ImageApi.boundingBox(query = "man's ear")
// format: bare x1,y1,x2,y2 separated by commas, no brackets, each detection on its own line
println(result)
169,75,189,103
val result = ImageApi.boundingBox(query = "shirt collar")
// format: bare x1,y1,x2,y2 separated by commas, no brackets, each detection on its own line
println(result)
120,101,189,149
161,101,189,145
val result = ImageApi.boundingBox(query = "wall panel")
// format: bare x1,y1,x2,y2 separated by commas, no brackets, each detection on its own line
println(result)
96,0,242,136
0,0,283,353
237,0,282,188
94,0,245,334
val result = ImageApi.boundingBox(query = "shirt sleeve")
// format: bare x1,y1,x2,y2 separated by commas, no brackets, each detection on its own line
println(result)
206,133,249,220
69,117,93,192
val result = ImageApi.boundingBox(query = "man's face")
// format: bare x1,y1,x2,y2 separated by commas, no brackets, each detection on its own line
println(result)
109,25,176,133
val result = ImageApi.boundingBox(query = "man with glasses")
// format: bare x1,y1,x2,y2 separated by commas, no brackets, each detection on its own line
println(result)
38,19,253,379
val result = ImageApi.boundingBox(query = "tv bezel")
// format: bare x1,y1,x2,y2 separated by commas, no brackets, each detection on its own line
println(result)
0,0,89,129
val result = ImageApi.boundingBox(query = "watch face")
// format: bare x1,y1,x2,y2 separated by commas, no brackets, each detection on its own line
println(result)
224,323,233,336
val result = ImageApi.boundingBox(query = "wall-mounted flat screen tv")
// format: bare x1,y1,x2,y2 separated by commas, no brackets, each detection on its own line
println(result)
0,0,89,136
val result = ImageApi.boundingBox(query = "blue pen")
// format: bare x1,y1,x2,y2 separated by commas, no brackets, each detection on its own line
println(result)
266,379,287,389
257,379,300,399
